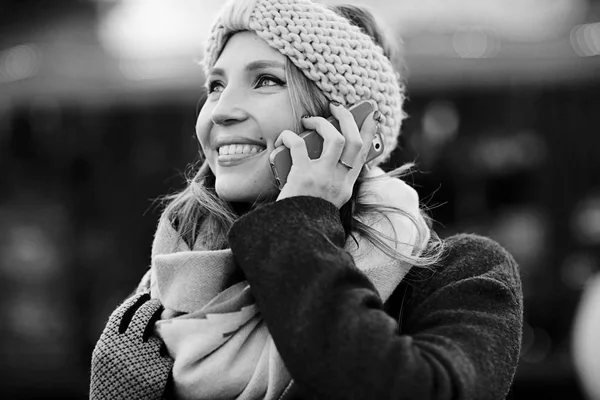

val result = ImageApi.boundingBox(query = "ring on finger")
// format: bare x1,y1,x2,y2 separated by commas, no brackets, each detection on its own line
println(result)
338,159,353,170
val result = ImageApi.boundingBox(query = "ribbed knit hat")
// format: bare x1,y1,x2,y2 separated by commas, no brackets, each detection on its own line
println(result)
203,0,405,165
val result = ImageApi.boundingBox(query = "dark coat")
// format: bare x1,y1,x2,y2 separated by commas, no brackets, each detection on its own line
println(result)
228,196,523,400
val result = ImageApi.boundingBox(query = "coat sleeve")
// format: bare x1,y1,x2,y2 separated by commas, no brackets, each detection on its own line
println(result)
228,196,523,400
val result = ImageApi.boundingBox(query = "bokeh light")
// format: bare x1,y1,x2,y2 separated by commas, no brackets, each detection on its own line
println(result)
570,23,600,57
0,44,41,84
452,28,501,58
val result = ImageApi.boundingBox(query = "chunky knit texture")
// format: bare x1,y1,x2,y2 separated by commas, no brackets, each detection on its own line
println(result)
203,0,405,165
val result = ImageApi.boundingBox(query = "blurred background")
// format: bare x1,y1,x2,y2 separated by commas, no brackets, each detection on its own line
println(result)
1,0,600,398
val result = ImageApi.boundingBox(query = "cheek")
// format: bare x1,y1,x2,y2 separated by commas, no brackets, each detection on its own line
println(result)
259,106,297,143
195,109,213,150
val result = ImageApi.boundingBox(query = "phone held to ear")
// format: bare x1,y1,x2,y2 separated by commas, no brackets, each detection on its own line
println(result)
269,99,384,189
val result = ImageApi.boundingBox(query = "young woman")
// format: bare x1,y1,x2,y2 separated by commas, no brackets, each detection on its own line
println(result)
90,1,523,399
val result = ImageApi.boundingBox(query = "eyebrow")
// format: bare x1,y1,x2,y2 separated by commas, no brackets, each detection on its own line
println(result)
208,60,285,77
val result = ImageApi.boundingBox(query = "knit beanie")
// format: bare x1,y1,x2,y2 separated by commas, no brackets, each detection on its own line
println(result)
202,0,405,165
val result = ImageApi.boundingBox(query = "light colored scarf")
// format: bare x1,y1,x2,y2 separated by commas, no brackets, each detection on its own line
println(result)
138,167,430,400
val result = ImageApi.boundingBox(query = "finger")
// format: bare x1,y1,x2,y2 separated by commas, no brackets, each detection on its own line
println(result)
142,301,165,342
127,298,163,342
300,116,345,165
119,293,151,333
109,291,164,343
330,102,363,167
104,292,149,336
91,294,173,399
277,130,310,168
273,130,285,148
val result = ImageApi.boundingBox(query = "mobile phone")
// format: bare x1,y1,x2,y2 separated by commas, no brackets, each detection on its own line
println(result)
269,99,384,189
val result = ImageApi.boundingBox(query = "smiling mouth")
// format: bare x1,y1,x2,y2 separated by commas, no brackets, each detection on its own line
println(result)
216,143,267,166
218,144,266,156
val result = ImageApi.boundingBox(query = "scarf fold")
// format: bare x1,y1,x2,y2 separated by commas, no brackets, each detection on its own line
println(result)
143,167,430,400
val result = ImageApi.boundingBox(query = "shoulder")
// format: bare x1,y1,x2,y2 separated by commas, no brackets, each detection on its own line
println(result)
411,233,522,300
441,233,518,274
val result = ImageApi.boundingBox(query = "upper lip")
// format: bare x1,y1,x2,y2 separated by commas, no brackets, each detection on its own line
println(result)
213,136,267,151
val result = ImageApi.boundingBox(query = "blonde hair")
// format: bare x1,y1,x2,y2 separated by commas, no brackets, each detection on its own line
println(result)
203,0,407,166
161,4,443,267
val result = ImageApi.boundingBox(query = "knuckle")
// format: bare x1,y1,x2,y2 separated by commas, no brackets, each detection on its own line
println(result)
305,116,325,129
349,138,363,151
290,138,305,148
334,135,346,147
286,131,301,141
336,105,352,117
280,130,294,140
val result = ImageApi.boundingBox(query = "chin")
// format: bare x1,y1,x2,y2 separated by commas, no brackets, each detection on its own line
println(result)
215,176,278,204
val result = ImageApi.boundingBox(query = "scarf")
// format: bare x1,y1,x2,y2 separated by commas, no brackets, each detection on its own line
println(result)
139,167,430,400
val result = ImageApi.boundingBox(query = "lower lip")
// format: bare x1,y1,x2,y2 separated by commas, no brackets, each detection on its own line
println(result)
217,150,266,167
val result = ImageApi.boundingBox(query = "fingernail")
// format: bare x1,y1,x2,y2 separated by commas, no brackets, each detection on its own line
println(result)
330,100,341,107
373,110,382,123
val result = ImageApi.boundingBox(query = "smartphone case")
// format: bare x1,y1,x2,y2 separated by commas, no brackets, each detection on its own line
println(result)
270,99,384,189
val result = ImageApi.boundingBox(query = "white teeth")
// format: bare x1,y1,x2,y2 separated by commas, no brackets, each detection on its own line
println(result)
218,144,265,156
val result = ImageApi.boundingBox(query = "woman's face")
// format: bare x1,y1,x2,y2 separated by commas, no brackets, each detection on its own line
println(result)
196,31,296,203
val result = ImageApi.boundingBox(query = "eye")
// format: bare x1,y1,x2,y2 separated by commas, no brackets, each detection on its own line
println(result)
207,79,224,94
255,75,285,88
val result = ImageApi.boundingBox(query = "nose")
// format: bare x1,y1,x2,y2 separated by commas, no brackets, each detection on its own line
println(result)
210,84,248,126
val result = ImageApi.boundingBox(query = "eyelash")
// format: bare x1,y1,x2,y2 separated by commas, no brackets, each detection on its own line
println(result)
256,75,285,88
207,80,223,94
206,75,285,94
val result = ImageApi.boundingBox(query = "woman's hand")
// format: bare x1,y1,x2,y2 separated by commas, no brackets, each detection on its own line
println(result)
275,102,378,208
90,293,173,399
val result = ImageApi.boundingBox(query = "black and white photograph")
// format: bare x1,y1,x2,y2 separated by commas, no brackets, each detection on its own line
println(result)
1,0,599,399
